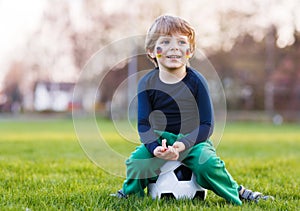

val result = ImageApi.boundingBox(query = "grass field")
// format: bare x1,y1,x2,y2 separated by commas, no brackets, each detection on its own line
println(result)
0,117,299,210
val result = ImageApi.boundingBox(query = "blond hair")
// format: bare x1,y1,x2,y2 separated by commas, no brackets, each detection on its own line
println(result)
145,15,196,66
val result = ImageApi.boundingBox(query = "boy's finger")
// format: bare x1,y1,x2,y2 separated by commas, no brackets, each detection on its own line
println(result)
162,139,167,147
161,139,167,151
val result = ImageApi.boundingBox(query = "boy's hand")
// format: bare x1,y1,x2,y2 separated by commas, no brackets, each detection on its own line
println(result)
172,141,185,153
153,139,179,160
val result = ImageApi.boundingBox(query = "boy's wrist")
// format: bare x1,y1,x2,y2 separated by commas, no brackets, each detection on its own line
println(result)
144,141,160,155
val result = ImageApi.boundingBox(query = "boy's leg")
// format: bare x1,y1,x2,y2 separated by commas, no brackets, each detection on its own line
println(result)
181,141,242,205
122,131,179,196
122,144,165,196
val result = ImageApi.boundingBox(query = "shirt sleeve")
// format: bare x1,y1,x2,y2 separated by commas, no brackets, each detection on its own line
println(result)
178,73,214,149
137,77,160,154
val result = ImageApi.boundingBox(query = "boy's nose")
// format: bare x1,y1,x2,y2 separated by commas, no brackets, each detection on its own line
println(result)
170,40,179,50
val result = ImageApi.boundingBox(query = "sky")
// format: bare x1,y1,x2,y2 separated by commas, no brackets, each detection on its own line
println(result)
0,0,299,91
0,0,47,90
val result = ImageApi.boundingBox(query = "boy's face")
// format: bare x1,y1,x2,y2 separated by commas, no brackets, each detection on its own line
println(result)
150,34,192,71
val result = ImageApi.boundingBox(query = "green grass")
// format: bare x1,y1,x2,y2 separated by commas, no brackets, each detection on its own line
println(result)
0,118,299,210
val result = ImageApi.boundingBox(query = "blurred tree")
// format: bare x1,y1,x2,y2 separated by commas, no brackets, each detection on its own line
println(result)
2,62,24,113
24,1,76,82
209,34,266,110
209,29,300,115
2,0,300,116
270,32,300,113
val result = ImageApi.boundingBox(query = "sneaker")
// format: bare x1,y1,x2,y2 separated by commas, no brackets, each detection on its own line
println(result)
110,190,127,199
239,185,274,203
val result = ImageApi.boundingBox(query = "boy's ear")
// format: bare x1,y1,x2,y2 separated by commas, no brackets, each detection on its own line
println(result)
147,49,155,58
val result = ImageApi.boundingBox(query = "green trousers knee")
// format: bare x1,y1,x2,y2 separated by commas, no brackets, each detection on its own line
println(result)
122,131,242,205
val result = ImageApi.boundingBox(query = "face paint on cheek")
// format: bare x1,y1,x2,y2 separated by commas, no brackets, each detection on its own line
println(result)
156,47,162,58
185,48,191,58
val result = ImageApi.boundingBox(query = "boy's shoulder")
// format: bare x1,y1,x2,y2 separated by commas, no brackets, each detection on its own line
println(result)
138,68,159,85
186,67,208,86
186,67,205,80
140,68,158,80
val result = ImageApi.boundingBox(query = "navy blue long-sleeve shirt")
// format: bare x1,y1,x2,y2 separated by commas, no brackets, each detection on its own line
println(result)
138,67,214,154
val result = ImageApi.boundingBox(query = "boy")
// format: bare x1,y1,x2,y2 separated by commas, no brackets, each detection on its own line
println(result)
113,15,273,205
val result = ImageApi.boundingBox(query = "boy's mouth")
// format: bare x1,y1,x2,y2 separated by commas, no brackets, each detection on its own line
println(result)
166,55,181,59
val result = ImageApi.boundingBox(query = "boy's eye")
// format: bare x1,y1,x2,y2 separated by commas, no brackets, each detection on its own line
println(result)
161,40,170,44
179,40,187,45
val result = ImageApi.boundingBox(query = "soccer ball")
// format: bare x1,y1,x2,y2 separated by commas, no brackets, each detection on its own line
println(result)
148,161,207,200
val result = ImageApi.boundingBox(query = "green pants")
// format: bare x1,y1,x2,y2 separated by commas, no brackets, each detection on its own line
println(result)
122,131,242,205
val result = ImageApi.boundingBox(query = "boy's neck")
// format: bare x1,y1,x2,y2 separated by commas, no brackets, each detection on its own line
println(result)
158,66,187,84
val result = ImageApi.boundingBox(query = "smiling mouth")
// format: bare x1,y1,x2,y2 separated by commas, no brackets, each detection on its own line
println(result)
166,55,181,59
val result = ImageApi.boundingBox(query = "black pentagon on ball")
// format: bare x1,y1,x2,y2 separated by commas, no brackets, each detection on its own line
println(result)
194,190,206,199
161,192,176,199
174,164,192,181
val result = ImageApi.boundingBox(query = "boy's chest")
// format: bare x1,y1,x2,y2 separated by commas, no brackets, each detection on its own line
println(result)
149,88,197,112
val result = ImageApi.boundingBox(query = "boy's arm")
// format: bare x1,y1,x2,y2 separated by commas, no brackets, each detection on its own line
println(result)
137,79,160,154
177,73,214,149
